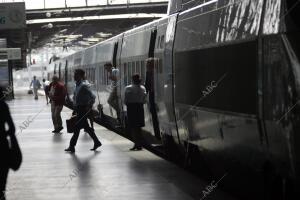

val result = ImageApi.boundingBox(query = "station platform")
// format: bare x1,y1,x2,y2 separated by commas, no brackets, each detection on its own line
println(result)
4,89,237,200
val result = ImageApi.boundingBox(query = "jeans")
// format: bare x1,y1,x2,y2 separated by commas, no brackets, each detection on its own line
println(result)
33,88,38,99
69,106,100,148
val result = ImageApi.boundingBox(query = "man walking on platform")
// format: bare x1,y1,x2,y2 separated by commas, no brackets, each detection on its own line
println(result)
124,74,147,151
65,69,102,153
49,76,66,133
30,76,41,100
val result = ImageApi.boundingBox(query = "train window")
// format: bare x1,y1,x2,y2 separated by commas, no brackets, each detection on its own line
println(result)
136,61,140,74
91,68,95,84
104,67,107,85
128,62,132,83
159,59,163,73
157,36,161,48
124,63,127,85
141,61,145,82
102,66,105,85
132,62,136,74
160,35,165,49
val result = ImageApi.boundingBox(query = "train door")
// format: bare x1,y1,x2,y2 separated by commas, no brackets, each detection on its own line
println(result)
112,41,122,120
113,42,118,67
147,29,161,139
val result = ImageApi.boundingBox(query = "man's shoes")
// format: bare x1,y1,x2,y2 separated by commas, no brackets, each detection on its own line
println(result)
136,147,142,151
90,142,102,151
64,147,75,153
130,146,142,151
53,127,63,133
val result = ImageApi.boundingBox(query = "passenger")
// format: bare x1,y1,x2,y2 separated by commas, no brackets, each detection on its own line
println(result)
29,76,41,100
0,87,21,200
124,74,147,151
48,76,66,133
82,78,94,132
42,79,50,105
65,69,102,153
104,63,121,124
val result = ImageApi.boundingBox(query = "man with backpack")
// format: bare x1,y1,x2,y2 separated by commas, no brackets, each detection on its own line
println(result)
65,69,101,153
48,76,66,133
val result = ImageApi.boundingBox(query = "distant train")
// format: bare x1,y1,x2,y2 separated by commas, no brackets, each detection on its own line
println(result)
47,0,300,199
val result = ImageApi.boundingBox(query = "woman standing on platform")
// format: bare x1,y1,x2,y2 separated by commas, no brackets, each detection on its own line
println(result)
124,74,147,151
0,86,21,200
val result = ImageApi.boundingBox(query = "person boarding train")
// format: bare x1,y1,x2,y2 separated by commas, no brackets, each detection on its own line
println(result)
124,74,147,151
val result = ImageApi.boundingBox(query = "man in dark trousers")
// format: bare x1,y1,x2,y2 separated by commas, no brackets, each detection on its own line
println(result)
48,76,66,133
124,74,147,151
65,69,102,153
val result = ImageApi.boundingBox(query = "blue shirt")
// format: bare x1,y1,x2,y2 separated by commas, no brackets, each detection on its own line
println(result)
73,80,95,107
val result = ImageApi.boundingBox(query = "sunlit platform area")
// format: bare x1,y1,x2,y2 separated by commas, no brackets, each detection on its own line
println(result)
4,90,236,200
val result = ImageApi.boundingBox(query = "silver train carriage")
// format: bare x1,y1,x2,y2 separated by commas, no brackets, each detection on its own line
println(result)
48,0,300,199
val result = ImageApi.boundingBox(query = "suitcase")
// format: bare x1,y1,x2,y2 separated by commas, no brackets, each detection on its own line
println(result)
66,115,77,133
28,89,33,94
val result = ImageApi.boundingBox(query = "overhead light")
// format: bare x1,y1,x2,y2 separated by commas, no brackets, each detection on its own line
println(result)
78,41,90,46
95,32,112,37
83,37,102,42
67,34,82,39
59,29,68,33
27,14,167,24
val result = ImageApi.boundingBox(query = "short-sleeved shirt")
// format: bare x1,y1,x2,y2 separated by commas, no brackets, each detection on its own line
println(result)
124,84,147,105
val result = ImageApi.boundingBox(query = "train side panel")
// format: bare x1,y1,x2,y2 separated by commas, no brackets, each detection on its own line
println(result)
173,0,267,198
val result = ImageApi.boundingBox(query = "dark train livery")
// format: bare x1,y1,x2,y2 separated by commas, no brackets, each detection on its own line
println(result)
48,0,300,199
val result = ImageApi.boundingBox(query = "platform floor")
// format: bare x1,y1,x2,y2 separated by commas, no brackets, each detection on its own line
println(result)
4,90,237,200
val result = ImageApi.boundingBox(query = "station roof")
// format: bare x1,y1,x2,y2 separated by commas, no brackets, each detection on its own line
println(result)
5,0,168,49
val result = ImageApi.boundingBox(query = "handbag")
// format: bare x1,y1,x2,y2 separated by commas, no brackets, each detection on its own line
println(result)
66,115,77,133
9,134,22,171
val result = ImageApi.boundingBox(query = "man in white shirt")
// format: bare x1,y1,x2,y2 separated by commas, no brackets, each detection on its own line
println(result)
30,76,41,100
124,74,147,150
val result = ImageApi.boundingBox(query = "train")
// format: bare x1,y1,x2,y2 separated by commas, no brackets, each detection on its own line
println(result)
47,0,300,199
